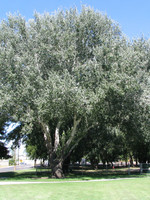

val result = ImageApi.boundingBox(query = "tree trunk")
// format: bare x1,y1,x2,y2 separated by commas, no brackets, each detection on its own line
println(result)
51,158,64,178
40,118,81,178
34,159,37,168
40,121,64,178
130,155,133,167
90,158,98,170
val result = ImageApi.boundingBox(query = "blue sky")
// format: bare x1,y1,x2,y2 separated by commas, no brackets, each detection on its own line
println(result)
0,0,150,39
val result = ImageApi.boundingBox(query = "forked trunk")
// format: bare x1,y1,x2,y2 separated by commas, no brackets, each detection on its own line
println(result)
41,117,81,178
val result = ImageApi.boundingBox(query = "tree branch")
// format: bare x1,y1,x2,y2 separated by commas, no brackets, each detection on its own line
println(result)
54,121,62,152
64,137,83,161
64,115,81,151
40,121,52,154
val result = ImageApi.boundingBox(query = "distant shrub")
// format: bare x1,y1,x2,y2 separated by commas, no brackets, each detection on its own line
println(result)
9,159,16,166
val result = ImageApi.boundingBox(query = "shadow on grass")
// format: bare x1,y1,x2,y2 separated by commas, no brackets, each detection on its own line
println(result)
0,170,51,180
0,168,148,181
65,170,148,180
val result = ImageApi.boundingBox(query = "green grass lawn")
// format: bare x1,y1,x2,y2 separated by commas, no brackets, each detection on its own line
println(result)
0,178,150,200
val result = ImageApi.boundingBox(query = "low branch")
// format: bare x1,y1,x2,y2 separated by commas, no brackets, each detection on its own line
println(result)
64,115,81,151
63,123,95,160
64,137,83,161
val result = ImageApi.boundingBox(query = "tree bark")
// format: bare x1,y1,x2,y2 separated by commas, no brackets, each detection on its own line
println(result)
54,122,61,152
51,157,64,178
40,121,64,178
40,122,52,155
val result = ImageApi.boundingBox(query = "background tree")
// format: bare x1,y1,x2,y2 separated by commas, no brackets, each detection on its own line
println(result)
0,142,11,159
25,124,48,165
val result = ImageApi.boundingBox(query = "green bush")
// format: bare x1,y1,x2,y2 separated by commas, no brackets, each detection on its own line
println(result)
9,159,16,166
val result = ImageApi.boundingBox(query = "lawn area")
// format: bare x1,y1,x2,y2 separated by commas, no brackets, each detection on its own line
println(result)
0,178,150,200
0,168,147,182
0,167,149,182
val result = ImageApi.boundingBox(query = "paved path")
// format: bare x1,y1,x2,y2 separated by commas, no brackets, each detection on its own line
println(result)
0,178,139,185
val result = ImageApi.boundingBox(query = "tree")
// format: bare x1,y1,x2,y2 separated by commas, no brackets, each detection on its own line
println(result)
73,37,150,166
0,7,124,177
0,6,149,178
0,142,11,159
0,114,11,159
